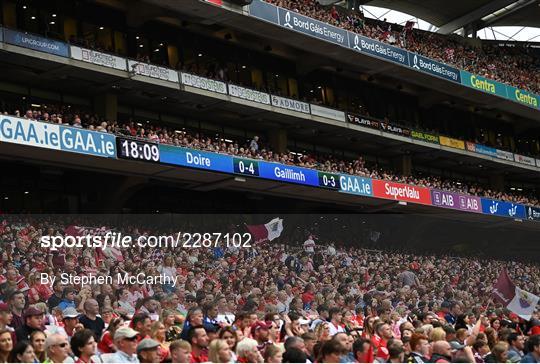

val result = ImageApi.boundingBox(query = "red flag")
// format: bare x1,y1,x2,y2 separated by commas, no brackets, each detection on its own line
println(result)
492,268,515,306
245,224,268,243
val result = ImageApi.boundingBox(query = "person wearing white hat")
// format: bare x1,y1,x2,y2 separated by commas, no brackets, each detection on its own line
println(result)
102,327,140,363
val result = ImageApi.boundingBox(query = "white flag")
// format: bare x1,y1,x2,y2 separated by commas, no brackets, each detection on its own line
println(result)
265,218,284,241
507,286,540,321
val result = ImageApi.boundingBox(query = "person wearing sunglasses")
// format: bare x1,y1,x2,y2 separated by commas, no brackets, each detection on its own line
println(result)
106,327,140,363
44,333,71,363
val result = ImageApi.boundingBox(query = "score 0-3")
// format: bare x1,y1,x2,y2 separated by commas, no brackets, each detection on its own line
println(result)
318,171,340,190
233,157,260,176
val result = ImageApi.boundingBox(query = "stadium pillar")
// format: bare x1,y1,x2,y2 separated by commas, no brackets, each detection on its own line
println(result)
167,45,179,69
393,155,412,176
63,17,78,42
489,174,505,191
269,129,288,154
94,93,118,123
2,1,16,28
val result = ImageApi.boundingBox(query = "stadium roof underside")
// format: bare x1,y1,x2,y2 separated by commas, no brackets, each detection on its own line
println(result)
355,0,540,34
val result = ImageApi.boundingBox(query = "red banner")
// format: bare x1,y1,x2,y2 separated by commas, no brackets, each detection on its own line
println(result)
205,0,223,5
372,180,432,205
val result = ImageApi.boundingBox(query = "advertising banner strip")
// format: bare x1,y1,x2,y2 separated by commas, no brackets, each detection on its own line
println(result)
247,1,539,111
180,73,227,94
526,206,540,221
228,84,271,105
514,154,536,167
348,32,409,67
159,145,234,174
338,174,373,196
475,144,497,158
127,60,179,82
4,29,69,57
480,198,526,219
258,161,319,186
311,104,345,122
372,179,432,205
460,71,508,98
430,190,481,213
271,95,310,114
346,113,380,130
507,86,540,110
277,7,349,47
496,149,514,161
59,126,116,158
409,53,461,83
0,116,115,158
380,121,411,137
249,0,279,25
70,46,127,71
411,130,439,144
439,136,465,150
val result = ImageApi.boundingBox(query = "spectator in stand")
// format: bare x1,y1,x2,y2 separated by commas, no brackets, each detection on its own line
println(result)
8,291,25,330
249,136,259,153
187,326,209,363
59,307,84,341
47,281,64,311
78,299,105,341
70,329,97,364
137,338,160,363
58,287,77,311
15,307,44,342
507,332,525,362
106,327,139,363
45,333,71,364
208,339,232,363
8,341,36,363
327,307,345,336
521,335,540,363
30,330,47,362
0,304,13,332
0,330,14,363
98,317,124,354
169,339,192,363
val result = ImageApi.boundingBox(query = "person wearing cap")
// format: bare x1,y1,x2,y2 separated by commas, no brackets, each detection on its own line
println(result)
15,306,44,342
62,307,83,340
187,325,209,363
136,338,160,363
7,290,25,330
0,303,13,332
251,321,270,352
103,327,140,363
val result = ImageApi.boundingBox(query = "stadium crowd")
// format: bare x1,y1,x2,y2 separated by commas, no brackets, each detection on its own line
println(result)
0,216,539,363
266,0,540,94
3,102,539,208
